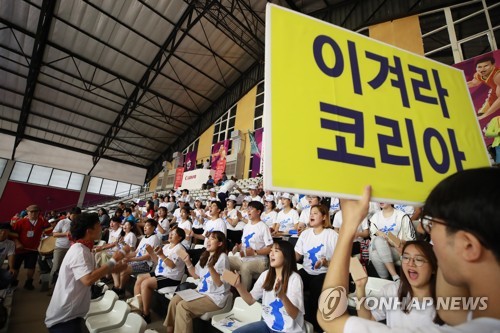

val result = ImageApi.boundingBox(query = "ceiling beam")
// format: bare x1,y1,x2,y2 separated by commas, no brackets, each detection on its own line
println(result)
146,60,264,181
12,0,56,159
90,0,219,173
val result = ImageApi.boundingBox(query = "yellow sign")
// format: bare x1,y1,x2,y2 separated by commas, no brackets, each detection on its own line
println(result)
263,4,490,204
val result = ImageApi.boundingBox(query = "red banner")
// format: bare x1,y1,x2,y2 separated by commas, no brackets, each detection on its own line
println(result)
214,159,227,184
174,167,184,189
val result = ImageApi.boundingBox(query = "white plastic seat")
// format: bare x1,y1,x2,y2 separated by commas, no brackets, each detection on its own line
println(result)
86,290,119,319
85,300,130,333
200,293,233,321
211,297,262,333
304,320,314,333
99,313,146,333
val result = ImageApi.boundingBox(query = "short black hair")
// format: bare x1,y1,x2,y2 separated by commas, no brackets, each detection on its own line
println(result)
111,216,121,223
475,56,495,67
124,208,132,214
0,223,11,231
145,218,158,228
70,207,82,214
248,201,265,214
423,167,500,261
211,200,223,211
71,213,99,240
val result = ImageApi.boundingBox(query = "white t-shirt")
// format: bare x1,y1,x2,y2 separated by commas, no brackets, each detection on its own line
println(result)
196,253,231,307
333,211,369,242
53,218,72,249
177,219,193,249
156,217,170,241
218,180,237,193
0,239,15,263
344,316,500,333
369,209,414,241
108,227,123,244
203,218,227,248
250,195,262,203
294,228,338,275
261,210,278,229
135,235,161,266
45,243,94,327
225,209,244,231
330,197,340,214
251,270,305,333
193,209,206,229
370,281,437,329
240,221,273,262
276,209,300,232
123,232,137,250
155,243,185,281
172,208,182,221
298,207,311,226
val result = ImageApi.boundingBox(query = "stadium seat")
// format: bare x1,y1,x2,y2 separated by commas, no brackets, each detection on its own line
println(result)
85,300,130,333
200,293,233,321
211,297,262,333
86,290,119,319
99,313,146,333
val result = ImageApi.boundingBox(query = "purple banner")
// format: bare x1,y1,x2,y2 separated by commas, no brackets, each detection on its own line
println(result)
251,128,263,178
452,50,500,146
184,151,197,171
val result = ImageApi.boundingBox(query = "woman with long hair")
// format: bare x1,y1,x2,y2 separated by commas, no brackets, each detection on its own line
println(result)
156,206,170,242
369,203,416,280
177,207,193,249
356,240,443,328
294,204,337,331
121,221,137,251
134,227,186,323
231,240,305,333
164,231,230,333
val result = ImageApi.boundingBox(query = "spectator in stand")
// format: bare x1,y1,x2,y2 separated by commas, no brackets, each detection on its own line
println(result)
165,231,230,333
166,196,176,213
206,175,215,189
248,185,262,202
144,200,156,219
177,207,193,249
273,193,299,235
217,176,242,209
171,198,188,226
136,227,186,323
231,241,305,333
121,221,137,251
156,206,170,242
113,208,124,222
112,219,161,298
11,204,52,290
123,208,136,226
369,203,416,280
98,208,110,229
0,223,15,289
229,201,273,291
294,204,338,331
48,207,81,294
223,195,243,250
221,172,228,182
152,193,160,210
203,158,210,169
261,195,278,230
239,196,251,225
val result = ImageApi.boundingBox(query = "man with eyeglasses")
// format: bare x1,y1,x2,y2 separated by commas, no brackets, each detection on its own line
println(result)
11,204,52,290
317,167,500,332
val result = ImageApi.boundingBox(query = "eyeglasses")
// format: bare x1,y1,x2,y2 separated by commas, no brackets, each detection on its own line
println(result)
400,255,428,267
419,216,447,234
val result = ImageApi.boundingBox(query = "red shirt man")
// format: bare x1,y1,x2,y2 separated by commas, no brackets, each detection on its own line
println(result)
11,204,51,290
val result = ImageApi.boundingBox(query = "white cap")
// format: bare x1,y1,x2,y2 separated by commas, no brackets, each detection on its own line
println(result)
195,196,205,201
209,197,219,202
248,185,257,190
243,196,252,202
281,193,292,200
264,195,274,202
177,197,187,203
209,188,216,193
227,194,237,201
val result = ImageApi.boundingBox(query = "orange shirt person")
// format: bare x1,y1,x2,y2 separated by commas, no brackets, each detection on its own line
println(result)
467,56,500,120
